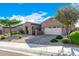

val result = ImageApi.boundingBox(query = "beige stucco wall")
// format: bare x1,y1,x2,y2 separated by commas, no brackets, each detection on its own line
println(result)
41,17,64,35
23,22,32,35
2,27,17,33
42,19,63,28
15,22,32,35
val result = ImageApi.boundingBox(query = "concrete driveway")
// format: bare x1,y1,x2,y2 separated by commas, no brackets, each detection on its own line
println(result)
25,35,56,45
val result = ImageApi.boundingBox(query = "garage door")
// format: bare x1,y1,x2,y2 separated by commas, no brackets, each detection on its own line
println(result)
44,28,62,35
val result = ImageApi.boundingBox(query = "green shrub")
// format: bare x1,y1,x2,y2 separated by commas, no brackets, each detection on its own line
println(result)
50,38,58,42
56,35,63,39
69,30,79,45
62,38,71,44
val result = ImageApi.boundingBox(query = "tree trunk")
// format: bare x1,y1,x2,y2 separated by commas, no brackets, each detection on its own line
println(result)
9,26,12,36
65,26,70,35
65,26,72,35
65,27,69,35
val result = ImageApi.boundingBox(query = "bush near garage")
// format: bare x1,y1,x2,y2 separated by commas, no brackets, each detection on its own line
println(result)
56,35,63,39
50,38,58,42
69,30,79,45
62,37,71,44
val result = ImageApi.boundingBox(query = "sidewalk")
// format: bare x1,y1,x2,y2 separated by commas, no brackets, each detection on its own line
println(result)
0,41,79,56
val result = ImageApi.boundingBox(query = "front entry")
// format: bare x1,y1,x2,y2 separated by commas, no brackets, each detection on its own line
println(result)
32,26,37,35
25,26,28,34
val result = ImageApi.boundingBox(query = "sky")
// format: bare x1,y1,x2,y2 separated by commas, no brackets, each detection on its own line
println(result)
1,3,79,26
0,3,70,17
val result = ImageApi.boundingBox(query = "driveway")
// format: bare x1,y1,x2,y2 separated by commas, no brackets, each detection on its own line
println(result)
25,35,56,45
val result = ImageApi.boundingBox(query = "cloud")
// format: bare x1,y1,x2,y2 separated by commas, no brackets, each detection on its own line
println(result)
0,12,50,24
0,17,6,19
9,12,48,24
24,12,47,23
71,3,79,7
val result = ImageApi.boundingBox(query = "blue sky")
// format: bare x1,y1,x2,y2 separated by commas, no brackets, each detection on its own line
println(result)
0,3,70,17
0,3,79,26
0,3,71,24
3,3,79,26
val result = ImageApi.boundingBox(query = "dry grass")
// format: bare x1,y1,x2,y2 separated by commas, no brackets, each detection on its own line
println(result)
10,37,26,43
1,35,30,43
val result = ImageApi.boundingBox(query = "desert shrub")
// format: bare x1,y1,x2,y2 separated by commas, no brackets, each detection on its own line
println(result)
69,30,79,45
50,38,58,42
56,35,63,39
19,30,25,34
62,38,71,44
0,36,5,40
18,36,22,39
3,34,7,36
11,31,21,35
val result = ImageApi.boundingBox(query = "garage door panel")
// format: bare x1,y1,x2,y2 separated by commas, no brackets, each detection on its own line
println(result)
44,28,62,35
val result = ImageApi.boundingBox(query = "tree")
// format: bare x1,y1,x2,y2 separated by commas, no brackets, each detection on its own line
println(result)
55,6,79,35
0,19,21,36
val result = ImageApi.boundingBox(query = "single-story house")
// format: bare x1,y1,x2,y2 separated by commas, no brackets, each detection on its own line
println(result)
0,22,42,35
0,17,74,35
15,22,42,35
41,17,67,35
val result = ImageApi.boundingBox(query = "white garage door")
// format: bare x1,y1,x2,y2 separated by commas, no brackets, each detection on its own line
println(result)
44,28,62,35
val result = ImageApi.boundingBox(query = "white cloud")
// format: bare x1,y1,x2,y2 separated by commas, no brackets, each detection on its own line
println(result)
71,3,79,7
0,12,50,24
0,17,6,19
24,12,47,23
9,12,49,24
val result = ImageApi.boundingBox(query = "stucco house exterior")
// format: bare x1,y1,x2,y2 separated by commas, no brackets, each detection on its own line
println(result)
41,17,67,35
14,22,42,35
0,17,74,35
0,26,3,34
0,22,42,35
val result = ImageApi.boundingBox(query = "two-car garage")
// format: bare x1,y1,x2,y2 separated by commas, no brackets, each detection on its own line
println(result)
42,17,64,35
44,28,62,35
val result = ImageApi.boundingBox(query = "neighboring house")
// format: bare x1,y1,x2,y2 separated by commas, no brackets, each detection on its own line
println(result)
0,26,3,34
41,17,66,35
2,27,17,34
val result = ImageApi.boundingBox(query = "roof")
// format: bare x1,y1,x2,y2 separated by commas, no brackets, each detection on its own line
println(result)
41,16,55,24
14,22,41,28
26,22,40,25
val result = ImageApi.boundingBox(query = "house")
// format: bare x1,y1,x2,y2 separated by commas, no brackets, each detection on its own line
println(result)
2,27,17,34
0,26,3,34
15,22,42,35
41,17,66,35
0,22,42,35
0,17,74,35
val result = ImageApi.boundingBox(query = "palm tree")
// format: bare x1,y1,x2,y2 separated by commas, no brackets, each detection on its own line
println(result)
0,19,21,36
55,6,79,35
